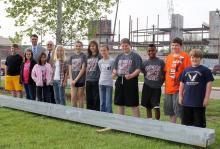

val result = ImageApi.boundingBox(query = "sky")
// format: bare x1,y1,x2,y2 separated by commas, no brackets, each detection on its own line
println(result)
0,0,219,44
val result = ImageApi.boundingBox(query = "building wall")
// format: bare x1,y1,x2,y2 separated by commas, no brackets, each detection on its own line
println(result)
170,14,184,40
209,11,220,54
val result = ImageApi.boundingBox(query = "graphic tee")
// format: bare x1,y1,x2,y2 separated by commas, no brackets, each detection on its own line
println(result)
114,52,142,76
40,65,47,83
165,51,191,94
86,54,101,81
69,52,87,83
179,65,214,107
98,58,114,86
142,57,165,88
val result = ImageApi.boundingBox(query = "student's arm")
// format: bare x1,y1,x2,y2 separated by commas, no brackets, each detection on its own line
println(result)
179,82,184,105
125,69,141,80
112,69,117,79
203,82,212,107
112,56,119,79
5,66,7,76
73,63,86,83
31,65,37,82
69,65,73,81
5,57,8,76
62,62,69,87
125,53,142,80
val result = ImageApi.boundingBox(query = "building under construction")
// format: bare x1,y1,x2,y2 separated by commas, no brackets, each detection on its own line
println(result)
90,11,220,55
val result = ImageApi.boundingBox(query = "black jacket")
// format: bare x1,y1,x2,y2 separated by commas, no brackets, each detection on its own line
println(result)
20,59,37,85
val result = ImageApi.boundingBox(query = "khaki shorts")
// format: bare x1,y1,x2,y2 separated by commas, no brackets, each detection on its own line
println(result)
5,75,23,91
164,93,182,118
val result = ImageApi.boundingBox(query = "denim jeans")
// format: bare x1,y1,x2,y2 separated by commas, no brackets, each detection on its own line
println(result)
24,84,36,100
53,80,66,105
99,85,113,113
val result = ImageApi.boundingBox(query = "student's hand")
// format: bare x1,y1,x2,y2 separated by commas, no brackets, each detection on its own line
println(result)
112,69,117,79
62,81,67,87
179,97,183,105
71,80,76,86
203,98,209,107
125,74,132,80
112,73,116,79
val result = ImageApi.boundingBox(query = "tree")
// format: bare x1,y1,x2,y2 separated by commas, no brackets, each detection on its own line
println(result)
2,0,116,44
8,31,23,44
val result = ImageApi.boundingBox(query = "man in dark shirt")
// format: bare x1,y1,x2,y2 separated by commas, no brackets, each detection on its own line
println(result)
5,44,23,97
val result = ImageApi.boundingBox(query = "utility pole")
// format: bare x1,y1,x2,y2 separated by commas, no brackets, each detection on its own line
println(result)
56,0,62,45
152,25,155,44
112,0,119,42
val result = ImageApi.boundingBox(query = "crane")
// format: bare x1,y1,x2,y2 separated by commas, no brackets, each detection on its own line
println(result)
167,0,174,27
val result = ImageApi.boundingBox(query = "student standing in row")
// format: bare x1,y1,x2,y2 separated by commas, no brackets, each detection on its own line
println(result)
141,44,165,120
20,49,37,100
179,49,214,128
52,45,68,105
164,37,191,123
86,40,101,111
113,38,142,117
5,44,23,98
69,41,87,108
98,45,114,113
32,53,53,102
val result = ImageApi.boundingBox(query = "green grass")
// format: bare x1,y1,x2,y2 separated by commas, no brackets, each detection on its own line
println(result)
212,79,220,87
138,74,220,87
0,99,220,149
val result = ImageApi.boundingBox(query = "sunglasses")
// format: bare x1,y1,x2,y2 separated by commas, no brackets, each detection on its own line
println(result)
47,44,53,46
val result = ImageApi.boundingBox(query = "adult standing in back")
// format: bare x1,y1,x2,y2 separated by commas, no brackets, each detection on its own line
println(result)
30,34,46,62
46,40,55,103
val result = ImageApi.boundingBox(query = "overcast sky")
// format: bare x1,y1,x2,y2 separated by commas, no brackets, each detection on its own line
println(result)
0,0,219,44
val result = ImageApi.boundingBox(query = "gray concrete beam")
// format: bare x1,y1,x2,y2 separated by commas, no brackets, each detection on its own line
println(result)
0,95,215,147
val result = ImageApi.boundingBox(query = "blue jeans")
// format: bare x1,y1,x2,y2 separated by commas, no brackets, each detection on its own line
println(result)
99,85,113,113
53,80,66,105
24,84,36,100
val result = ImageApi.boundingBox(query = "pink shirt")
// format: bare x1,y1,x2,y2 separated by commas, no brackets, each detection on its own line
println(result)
23,60,31,84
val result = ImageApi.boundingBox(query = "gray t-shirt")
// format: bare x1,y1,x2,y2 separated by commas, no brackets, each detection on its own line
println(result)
69,52,87,84
98,58,114,86
142,57,165,88
114,51,142,76
86,54,101,81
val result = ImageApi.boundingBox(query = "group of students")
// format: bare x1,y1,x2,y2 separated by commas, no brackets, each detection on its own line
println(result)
4,35,214,128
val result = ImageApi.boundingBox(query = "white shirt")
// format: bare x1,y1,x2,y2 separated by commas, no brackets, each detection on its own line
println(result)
54,60,60,80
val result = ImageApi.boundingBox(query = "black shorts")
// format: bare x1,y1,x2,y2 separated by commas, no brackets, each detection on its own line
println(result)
75,82,85,88
141,83,161,109
114,76,139,107
182,106,206,128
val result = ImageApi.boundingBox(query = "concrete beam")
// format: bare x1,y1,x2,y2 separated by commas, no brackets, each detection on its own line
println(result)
0,95,215,147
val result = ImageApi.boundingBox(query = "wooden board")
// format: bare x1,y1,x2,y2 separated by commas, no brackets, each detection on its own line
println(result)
0,95,215,147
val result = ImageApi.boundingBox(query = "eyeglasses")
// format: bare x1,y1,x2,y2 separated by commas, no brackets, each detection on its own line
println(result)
47,44,53,46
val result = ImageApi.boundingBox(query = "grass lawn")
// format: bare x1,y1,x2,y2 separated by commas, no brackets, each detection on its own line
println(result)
0,98,220,149
138,74,220,87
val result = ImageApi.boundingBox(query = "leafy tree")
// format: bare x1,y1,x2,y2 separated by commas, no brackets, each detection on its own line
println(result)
8,31,23,44
2,0,116,44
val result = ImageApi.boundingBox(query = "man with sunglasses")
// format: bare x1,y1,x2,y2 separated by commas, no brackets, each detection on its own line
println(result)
30,34,46,62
